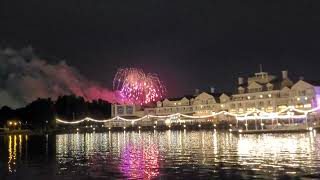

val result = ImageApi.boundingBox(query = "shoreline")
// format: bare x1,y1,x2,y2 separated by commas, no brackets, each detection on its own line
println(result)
1,125,319,136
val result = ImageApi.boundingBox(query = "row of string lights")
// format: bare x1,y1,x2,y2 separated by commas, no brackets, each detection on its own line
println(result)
56,105,320,124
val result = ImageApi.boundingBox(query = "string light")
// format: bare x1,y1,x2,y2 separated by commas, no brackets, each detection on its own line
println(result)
56,105,320,125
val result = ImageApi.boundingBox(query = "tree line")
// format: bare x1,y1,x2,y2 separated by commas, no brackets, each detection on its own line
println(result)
0,95,111,130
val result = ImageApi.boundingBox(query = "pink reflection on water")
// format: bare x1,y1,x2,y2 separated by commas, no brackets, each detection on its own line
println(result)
120,143,159,179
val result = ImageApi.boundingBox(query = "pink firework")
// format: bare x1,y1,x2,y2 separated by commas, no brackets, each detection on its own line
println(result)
113,68,166,105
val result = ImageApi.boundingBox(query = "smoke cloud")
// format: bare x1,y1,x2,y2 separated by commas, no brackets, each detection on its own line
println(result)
0,47,117,108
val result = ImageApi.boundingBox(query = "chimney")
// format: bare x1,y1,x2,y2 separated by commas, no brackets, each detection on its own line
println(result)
238,77,244,85
210,87,215,93
282,70,288,79
194,89,200,96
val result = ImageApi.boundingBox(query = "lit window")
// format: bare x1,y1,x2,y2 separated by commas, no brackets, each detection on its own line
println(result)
297,97,300,101
304,104,312,108
266,106,274,112
305,97,308,100
260,95,263,98
268,94,272,98
247,96,251,100
278,105,287,110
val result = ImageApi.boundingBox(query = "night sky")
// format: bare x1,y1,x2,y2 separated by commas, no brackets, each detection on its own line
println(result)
1,0,320,97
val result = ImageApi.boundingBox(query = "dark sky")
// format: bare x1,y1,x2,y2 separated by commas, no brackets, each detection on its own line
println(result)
1,0,320,97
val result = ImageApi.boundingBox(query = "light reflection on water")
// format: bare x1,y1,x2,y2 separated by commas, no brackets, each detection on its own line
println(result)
2,130,320,179
6,135,27,174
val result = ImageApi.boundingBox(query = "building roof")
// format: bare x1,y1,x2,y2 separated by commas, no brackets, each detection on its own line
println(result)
160,91,230,102
305,80,320,86
237,77,294,93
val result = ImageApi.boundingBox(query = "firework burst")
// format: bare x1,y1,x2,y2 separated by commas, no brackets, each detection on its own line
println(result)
113,68,166,105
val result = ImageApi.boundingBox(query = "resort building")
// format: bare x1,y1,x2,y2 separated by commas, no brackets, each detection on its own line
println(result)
111,70,320,123
227,70,320,115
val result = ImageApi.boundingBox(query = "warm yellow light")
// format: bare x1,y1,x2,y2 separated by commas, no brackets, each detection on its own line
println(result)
304,104,312,108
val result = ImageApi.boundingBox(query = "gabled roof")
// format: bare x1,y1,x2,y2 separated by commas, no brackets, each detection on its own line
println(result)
305,80,320,86
235,77,294,93
165,97,188,101
291,80,313,89
247,81,262,89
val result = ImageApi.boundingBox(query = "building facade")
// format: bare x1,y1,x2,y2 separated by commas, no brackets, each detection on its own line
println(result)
112,70,320,120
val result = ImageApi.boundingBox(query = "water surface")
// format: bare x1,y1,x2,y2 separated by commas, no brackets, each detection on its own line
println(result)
1,130,320,179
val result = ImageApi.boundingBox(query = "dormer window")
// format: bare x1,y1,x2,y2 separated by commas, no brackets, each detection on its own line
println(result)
238,86,245,94
266,83,274,91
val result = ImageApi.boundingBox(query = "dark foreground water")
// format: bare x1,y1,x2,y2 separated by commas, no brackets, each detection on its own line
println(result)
1,130,320,180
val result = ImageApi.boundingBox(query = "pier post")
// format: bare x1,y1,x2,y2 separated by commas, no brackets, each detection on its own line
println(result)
236,119,238,128
255,118,257,130
289,114,292,125
305,112,308,128
254,113,258,130
245,116,248,130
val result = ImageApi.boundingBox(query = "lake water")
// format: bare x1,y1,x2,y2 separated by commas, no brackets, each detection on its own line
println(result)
1,130,320,180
